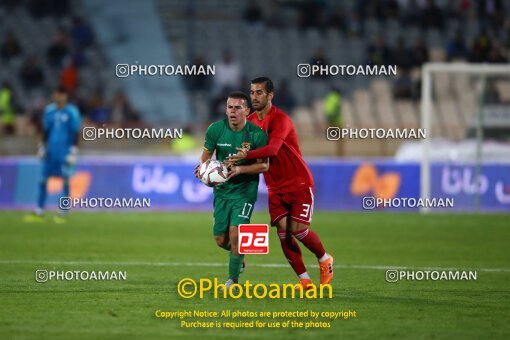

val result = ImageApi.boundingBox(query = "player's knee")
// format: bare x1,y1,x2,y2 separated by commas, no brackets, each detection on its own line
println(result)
290,221,307,233
276,218,288,232
214,236,226,248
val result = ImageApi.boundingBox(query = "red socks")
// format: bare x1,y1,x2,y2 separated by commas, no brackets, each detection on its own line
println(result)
293,228,326,259
278,231,307,276
278,228,327,277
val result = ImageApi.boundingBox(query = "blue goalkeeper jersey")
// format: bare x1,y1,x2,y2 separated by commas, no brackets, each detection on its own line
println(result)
43,103,81,162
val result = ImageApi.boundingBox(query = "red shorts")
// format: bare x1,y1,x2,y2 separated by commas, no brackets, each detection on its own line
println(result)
268,187,314,226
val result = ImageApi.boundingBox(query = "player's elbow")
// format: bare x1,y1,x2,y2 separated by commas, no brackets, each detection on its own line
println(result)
266,146,279,158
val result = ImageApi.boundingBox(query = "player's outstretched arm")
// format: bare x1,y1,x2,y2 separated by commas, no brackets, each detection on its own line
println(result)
227,158,269,180
227,137,284,163
228,113,291,162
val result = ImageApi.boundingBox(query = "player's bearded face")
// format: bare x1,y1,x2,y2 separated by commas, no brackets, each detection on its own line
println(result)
250,83,271,111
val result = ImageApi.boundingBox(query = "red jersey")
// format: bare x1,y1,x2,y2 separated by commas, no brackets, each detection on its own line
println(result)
246,105,314,193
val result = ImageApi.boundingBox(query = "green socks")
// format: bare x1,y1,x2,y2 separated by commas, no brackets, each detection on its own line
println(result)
229,254,244,282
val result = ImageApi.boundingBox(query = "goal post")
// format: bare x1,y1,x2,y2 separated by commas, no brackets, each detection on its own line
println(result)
420,62,510,213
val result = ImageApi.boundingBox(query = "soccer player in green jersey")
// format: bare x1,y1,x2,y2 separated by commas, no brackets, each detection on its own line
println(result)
196,91,269,288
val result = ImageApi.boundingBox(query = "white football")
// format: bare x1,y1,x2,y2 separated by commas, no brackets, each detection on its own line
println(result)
199,160,228,187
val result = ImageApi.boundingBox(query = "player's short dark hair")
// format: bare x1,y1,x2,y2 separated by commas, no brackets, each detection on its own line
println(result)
54,85,68,94
251,77,274,93
228,91,250,108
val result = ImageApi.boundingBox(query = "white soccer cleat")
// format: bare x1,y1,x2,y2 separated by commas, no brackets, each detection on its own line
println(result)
224,279,236,289
222,279,240,294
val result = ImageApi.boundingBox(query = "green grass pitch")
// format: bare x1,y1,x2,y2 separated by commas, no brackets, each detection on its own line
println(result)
1,211,509,339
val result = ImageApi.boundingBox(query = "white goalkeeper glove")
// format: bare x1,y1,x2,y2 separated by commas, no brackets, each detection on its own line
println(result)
66,146,79,165
37,143,46,159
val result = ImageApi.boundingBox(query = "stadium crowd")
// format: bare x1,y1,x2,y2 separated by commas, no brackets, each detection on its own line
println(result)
1,0,509,137
0,0,142,136
242,0,507,39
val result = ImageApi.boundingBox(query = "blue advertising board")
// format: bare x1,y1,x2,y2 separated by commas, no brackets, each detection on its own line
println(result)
0,157,508,212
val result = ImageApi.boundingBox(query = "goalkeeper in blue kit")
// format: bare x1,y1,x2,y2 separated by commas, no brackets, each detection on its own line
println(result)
28,86,81,222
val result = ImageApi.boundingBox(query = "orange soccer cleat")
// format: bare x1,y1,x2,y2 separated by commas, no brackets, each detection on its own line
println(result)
319,255,334,284
294,278,314,291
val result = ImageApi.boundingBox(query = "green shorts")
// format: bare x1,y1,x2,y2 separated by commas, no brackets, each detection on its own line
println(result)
213,197,256,236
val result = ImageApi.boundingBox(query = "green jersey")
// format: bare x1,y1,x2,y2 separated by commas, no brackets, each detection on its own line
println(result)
204,118,268,200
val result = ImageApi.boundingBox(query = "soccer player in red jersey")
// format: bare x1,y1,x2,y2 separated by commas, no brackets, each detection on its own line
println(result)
227,77,333,290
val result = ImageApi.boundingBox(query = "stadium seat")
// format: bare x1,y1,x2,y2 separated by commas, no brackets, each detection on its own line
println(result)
430,102,446,137
292,106,319,137
433,72,451,99
370,79,392,98
429,48,446,62
495,80,510,102
395,100,418,129
376,96,398,128
438,98,464,139
353,89,376,128
342,99,357,127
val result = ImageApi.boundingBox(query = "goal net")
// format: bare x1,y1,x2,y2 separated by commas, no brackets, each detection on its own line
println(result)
420,63,510,212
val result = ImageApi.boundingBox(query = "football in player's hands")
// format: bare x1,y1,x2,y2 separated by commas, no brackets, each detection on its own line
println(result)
198,160,228,187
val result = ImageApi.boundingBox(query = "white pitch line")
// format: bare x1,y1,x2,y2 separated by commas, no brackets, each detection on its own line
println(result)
0,260,509,273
